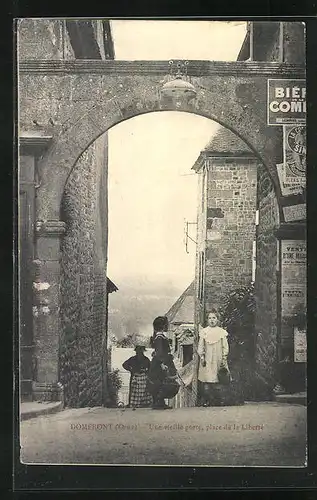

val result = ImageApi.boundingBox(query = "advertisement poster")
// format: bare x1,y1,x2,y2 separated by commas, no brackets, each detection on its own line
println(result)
281,241,306,317
267,79,306,126
283,204,306,222
294,327,307,363
276,163,304,197
281,285,306,317
283,125,306,185
281,240,306,265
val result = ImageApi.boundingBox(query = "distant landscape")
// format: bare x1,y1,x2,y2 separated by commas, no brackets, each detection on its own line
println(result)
107,275,191,340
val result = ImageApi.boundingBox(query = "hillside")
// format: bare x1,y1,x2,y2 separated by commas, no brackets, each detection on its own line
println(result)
107,276,192,340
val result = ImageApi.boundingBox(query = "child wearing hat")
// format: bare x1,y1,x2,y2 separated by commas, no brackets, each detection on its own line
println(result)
122,345,152,408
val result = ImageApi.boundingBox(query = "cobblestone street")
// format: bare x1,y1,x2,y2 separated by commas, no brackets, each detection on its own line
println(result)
20,402,306,467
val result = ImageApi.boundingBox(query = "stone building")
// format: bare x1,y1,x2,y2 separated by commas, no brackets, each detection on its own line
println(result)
192,128,258,318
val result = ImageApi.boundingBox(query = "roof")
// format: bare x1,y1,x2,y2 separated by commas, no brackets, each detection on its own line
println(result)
192,127,254,172
166,282,195,325
107,277,118,294
203,127,253,155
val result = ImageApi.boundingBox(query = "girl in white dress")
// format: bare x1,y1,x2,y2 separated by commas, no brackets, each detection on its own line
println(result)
197,310,229,406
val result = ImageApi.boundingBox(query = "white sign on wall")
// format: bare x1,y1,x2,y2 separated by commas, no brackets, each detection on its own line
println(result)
281,286,306,317
281,240,306,318
281,241,306,266
276,163,304,197
294,327,307,362
283,204,306,222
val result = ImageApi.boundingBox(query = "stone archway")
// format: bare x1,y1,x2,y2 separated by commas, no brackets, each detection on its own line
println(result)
19,59,305,402
59,108,273,407
20,59,307,222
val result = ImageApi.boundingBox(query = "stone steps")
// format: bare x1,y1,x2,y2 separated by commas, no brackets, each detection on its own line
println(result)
274,392,307,406
20,401,64,421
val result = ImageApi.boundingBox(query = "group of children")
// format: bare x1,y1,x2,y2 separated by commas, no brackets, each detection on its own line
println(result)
122,310,230,409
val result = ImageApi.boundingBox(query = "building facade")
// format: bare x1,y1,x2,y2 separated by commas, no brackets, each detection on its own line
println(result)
191,21,306,399
192,128,258,320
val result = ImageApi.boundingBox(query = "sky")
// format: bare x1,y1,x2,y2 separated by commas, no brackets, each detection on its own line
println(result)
106,21,247,292
110,20,247,61
107,112,220,291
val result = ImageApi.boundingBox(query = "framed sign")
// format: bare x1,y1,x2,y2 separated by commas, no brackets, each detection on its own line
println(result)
283,204,306,222
267,79,306,126
281,241,306,266
283,126,306,185
294,327,307,363
276,163,304,197
281,285,306,317
281,241,306,317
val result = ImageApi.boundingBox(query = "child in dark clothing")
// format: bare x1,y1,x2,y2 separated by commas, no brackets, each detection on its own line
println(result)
147,316,179,409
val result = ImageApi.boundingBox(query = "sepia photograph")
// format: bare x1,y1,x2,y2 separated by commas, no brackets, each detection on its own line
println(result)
17,19,307,467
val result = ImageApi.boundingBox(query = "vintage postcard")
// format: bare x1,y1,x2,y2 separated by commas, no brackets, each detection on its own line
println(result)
17,19,307,467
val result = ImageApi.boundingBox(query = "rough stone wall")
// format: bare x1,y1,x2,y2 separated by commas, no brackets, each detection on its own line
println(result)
283,22,306,64
204,157,257,311
254,163,279,390
17,19,75,60
268,33,281,62
194,163,207,323
268,22,305,63
252,21,305,63
253,22,281,62
60,133,108,407
92,20,106,59
19,155,36,400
